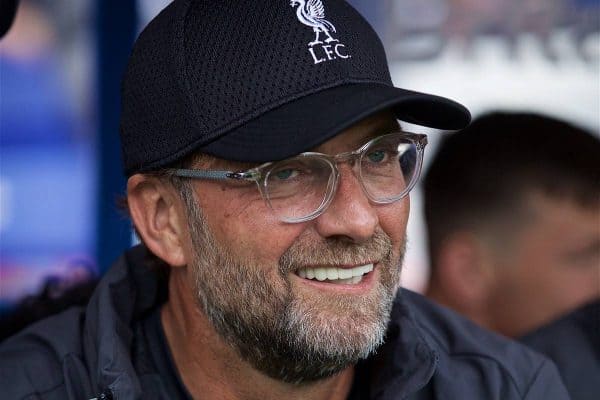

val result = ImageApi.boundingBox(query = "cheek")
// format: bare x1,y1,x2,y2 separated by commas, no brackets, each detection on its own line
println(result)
201,197,306,265
544,265,600,305
377,198,410,246
504,256,596,317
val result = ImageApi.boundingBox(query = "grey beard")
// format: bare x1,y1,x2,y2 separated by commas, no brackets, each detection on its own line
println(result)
182,187,403,384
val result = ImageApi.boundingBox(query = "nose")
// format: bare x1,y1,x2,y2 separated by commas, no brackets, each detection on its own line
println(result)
313,164,379,243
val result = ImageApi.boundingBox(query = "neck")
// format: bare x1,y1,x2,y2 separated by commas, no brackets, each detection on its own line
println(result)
426,280,495,334
161,267,355,400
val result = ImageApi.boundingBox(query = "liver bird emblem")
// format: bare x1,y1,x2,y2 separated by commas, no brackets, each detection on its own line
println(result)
290,0,339,47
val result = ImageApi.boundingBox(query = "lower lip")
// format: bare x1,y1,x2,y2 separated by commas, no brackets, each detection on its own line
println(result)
291,266,379,294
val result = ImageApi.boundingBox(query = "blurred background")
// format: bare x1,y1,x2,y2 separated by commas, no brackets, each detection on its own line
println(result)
0,0,598,313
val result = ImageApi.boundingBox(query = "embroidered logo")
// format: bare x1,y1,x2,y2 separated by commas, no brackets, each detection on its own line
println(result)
290,0,351,64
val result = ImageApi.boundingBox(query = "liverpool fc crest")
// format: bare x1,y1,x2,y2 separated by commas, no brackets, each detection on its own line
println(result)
290,0,350,64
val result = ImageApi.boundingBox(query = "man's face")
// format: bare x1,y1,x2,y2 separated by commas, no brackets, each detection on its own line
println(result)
179,112,409,383
486,194,600,337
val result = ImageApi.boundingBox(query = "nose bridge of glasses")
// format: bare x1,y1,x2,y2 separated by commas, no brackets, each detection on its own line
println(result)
331,148,361,168
328,150,371,204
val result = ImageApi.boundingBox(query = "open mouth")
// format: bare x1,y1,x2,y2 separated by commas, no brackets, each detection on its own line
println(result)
295,263,374,285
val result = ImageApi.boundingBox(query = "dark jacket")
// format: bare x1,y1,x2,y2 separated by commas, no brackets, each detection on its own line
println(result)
520,300,600,400
0,246,570,399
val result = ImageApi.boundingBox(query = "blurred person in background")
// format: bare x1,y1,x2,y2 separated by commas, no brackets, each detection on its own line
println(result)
424,112,599,398
424,112,599,338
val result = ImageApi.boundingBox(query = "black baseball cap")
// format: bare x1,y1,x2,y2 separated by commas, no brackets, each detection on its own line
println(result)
120,0,470,176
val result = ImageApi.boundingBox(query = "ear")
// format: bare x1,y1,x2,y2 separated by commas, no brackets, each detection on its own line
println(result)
127,174,188,267
430,232,494,317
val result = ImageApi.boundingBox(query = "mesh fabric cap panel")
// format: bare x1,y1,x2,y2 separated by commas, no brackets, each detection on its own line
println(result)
120,0,392,174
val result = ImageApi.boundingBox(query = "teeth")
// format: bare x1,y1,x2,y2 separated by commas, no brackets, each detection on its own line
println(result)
326,267,338,280
338,268,353,279
315,269,327,281
296,263,373,284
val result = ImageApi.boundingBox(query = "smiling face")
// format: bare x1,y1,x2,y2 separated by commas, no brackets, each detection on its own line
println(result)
177,112,409,383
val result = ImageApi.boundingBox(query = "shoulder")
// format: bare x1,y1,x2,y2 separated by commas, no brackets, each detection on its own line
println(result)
520,300,600,400
402,289,541,372
398,290,570,400
0,307,85,399
520,300,599,357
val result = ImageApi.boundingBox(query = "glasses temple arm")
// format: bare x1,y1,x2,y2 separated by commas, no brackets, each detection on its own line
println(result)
173,169,234,181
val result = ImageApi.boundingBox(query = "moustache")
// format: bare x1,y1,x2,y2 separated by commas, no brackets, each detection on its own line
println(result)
278,228,394,275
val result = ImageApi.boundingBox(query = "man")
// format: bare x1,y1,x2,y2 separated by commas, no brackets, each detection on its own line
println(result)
423,113,599,400
0,2,569,399
424,112,599,338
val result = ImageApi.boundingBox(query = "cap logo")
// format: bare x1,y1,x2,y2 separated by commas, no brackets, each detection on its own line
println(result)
290,0,351,64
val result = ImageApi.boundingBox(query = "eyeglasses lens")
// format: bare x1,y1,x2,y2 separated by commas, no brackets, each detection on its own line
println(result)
264,134,420,222
360,135,418,202
264,157,334,222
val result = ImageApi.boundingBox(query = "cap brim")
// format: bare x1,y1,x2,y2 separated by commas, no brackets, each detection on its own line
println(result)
201,83,470,163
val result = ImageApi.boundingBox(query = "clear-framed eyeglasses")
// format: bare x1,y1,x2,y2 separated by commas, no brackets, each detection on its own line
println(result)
173,132,428,223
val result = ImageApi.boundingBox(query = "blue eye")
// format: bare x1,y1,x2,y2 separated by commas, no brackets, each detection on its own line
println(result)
274,168,296,180
366,150,386,163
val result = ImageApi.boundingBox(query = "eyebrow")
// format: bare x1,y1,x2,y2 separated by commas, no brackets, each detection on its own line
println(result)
375,117,403,136
385,119,402,131
354,118,402,146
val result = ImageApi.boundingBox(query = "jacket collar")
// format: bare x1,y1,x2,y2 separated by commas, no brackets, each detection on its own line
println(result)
83,245,161,399
366,290,438,399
